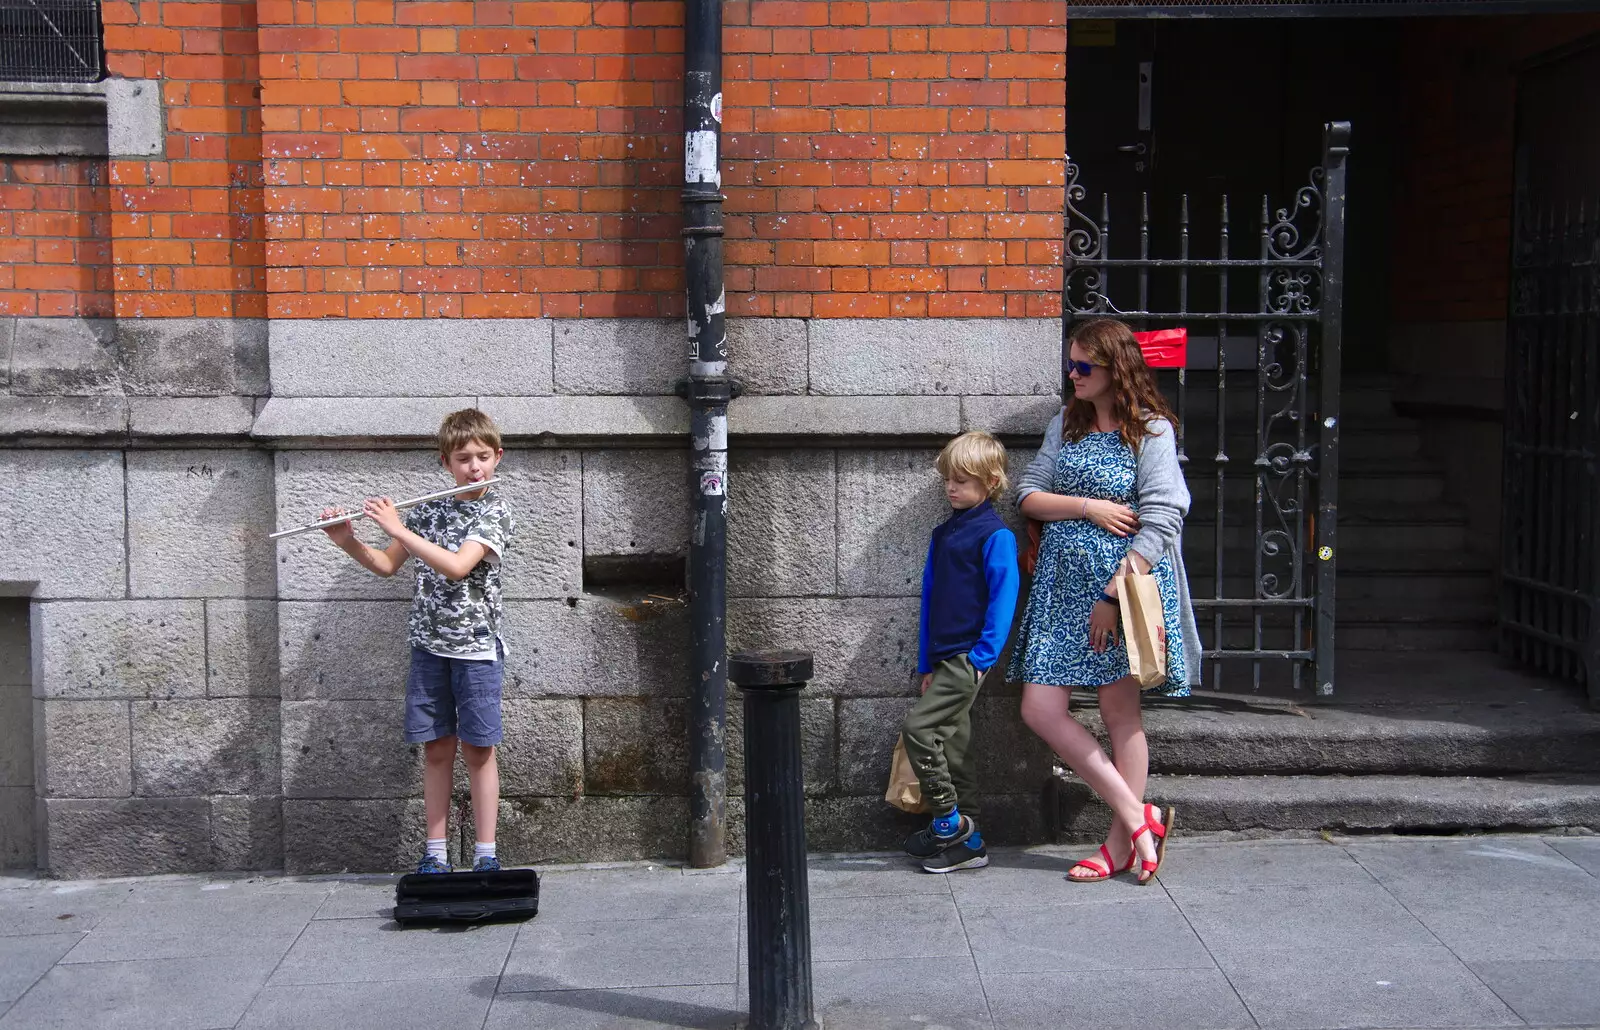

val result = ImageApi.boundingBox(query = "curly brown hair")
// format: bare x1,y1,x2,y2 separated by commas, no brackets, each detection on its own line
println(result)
1063,318,1179,452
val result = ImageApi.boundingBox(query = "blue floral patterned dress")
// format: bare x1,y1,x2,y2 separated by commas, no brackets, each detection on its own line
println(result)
1008,432,1190,695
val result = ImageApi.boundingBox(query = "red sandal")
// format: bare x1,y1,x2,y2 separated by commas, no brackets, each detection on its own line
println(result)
1131,804,1175,885
1067,843,1137,883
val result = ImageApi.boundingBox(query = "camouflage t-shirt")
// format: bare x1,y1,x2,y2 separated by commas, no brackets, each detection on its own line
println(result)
402,489,516,660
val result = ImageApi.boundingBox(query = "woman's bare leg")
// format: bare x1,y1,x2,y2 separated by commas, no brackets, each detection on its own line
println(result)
1022,682,1158,877
1096,677,1148,868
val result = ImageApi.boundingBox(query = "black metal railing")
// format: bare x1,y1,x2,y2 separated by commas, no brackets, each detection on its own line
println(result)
1064,122,1348,695
1501,201,1600,702
0,0,102,83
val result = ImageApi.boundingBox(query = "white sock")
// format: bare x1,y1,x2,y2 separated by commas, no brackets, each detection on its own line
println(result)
426,838,448,862
474,841,497,861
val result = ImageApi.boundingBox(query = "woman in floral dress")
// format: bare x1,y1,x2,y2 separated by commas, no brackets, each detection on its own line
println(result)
1009,318,1201,884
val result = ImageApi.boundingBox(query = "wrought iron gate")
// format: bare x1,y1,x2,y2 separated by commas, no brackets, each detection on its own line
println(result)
1063,122,1348,695
1500,202,1600,702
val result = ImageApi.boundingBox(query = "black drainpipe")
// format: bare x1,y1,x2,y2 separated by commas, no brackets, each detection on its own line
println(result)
679,0,732,869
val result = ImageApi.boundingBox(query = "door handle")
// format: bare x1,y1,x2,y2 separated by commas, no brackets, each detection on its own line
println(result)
1117,143,1148,155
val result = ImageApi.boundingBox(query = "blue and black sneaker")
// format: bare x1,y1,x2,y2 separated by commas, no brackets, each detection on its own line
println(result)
903,814,974,859
472,855,501,873
415,854,452,874
922,833,989,874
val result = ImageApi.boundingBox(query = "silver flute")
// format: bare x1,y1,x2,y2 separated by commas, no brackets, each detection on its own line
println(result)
269,477,503,540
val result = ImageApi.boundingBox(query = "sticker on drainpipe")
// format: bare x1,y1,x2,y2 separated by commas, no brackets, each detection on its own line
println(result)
686,131,720,188
711,92,723,124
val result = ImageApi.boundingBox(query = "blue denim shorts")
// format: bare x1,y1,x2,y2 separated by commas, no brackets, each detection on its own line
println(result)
403,642,504,747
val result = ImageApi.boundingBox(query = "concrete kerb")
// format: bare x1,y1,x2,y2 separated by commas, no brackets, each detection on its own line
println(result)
12,831,1597,885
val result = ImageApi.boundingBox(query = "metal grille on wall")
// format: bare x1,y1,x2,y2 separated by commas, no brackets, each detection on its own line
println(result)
1500,204,1600,702
0,0,102,83
1063,122,1348,695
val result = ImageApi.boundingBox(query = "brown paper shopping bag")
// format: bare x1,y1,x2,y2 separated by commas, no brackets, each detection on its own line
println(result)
1115,570,1168,690
885,735,927,813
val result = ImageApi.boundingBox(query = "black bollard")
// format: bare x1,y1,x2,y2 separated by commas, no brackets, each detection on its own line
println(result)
731,650,819,1030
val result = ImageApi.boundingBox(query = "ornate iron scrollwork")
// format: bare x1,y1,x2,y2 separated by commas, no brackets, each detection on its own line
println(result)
1062,135,1342,693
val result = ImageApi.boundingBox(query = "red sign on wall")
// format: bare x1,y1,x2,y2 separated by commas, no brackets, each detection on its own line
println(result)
1134,328,1188,368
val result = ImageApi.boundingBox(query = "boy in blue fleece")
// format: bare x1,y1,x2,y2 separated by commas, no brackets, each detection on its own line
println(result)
901,431,1020,873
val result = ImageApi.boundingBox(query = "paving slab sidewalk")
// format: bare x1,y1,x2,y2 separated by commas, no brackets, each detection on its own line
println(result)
1,834,1598,1030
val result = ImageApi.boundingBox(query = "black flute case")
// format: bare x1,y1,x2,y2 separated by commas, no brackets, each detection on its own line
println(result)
392,868,540,926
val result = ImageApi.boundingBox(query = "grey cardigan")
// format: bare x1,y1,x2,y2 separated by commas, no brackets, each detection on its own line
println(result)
1016,412,1203,687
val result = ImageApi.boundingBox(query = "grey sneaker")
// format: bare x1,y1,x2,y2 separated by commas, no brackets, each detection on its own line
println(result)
415,854,452,874
922,836,989,874
903,814,974,859
472,855,501,873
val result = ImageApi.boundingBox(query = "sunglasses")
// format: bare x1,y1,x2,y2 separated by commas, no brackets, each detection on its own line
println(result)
1066,359,1101,377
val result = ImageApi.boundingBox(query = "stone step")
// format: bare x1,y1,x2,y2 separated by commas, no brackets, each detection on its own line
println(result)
1338,623,1497,652
1185,501,1468,530
1190,598,1496,633
1186,472,1448,508
1194,622,1495,652
1195,623,1495,654
1050,774,1600,842
1185,562,1494,604
1181,519,1468,554
1337,474,1448,506
1335,548,1496,575
1177,428,1422,464
1197,594,1496,649
1131,692,1597,776
1190,571,1493,602
1341,429,1424,460
1337,569,1494,600
1339,596,1496,625
1167,381,1394,421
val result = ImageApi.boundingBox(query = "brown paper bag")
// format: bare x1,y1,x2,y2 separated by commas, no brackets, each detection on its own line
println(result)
884,735,927,813
1115,570,1168,690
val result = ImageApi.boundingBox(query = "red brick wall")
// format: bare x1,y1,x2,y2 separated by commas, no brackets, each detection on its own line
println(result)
721,0,1065,318
102,0,266,318
1390,14,1600,324
0,159,113,318
254,0,1066,319
15,0,1065,320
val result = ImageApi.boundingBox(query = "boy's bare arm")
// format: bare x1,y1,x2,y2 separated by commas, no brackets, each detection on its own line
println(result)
320,508,409,577
342,537,411,577
364,497,488,581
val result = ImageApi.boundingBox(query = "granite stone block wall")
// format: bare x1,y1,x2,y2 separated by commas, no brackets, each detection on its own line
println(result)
0,306,1065,876
1,425,283,877
269,438,1047,873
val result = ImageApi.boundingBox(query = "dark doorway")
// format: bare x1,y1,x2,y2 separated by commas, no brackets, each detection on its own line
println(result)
0,598,34,868
1067,17,1399,367
1500,35,1600,701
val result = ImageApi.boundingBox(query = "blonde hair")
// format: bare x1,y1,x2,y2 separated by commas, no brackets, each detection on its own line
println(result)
936,431,1009,500
438,408,502,456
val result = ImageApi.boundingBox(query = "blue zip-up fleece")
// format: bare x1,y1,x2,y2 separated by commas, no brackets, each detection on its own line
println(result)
918,500,1021,674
